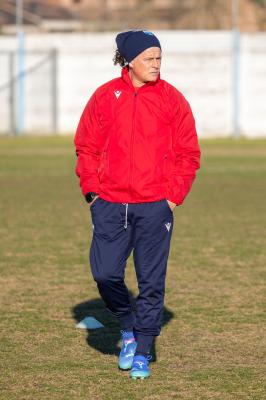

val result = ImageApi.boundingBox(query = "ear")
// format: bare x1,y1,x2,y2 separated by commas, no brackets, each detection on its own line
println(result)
129,62,133,68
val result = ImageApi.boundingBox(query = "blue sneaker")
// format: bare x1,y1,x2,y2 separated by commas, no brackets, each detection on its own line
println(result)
130,354,152,379
118,330,137,370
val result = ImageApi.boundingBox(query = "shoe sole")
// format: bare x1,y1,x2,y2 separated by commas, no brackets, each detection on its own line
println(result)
131,375,149,380
130,372,150,380
118,365,132,371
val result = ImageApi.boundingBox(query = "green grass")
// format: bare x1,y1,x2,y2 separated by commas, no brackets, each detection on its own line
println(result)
0,136,265,400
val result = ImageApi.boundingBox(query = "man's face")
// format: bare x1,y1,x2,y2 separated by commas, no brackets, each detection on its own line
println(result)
129,47,162,85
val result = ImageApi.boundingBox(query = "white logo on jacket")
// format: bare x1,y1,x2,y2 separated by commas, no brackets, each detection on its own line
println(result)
114,90,122,99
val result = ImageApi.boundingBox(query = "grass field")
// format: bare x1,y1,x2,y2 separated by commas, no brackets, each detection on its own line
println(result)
0,136,265,400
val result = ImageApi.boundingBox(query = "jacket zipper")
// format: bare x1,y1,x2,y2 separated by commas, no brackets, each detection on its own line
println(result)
129,91,137,196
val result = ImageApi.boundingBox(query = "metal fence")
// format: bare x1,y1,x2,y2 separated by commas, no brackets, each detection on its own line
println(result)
0,49,58,135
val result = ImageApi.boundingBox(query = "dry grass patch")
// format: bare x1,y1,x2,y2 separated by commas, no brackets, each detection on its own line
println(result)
0,137,265,400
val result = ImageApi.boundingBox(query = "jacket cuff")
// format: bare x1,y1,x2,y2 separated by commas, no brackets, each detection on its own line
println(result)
81,182,100,196
166,185,183,206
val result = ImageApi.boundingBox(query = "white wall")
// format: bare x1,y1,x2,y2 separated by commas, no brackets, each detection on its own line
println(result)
0,31,265,137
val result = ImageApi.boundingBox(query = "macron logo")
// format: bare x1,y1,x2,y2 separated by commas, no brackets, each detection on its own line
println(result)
165,222,171,232
114,90,122,99
135,361,144,369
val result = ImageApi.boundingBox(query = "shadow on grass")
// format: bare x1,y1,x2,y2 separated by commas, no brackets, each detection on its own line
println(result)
71,292,174,363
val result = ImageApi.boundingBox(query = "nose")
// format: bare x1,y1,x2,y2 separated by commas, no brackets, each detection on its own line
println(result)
151,58,160,69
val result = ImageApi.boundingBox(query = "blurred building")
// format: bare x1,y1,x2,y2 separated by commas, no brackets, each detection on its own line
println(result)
1,1,266,137
1,0,266,33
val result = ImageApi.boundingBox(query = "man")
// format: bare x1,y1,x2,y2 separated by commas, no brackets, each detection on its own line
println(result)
74,30,200,380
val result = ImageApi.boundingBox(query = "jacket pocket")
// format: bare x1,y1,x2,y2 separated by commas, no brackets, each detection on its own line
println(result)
90,196,100,210
98,149,108,182
164,198,173,213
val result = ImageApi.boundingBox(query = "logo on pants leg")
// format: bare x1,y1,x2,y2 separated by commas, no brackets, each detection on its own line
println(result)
165,222,171,232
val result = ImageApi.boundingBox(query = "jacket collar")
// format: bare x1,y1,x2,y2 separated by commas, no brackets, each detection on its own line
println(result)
121,66,161,90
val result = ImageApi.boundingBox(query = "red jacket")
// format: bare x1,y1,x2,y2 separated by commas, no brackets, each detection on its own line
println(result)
75,67,200,205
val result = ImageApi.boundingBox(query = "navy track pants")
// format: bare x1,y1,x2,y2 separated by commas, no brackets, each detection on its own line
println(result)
89,197,174,340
